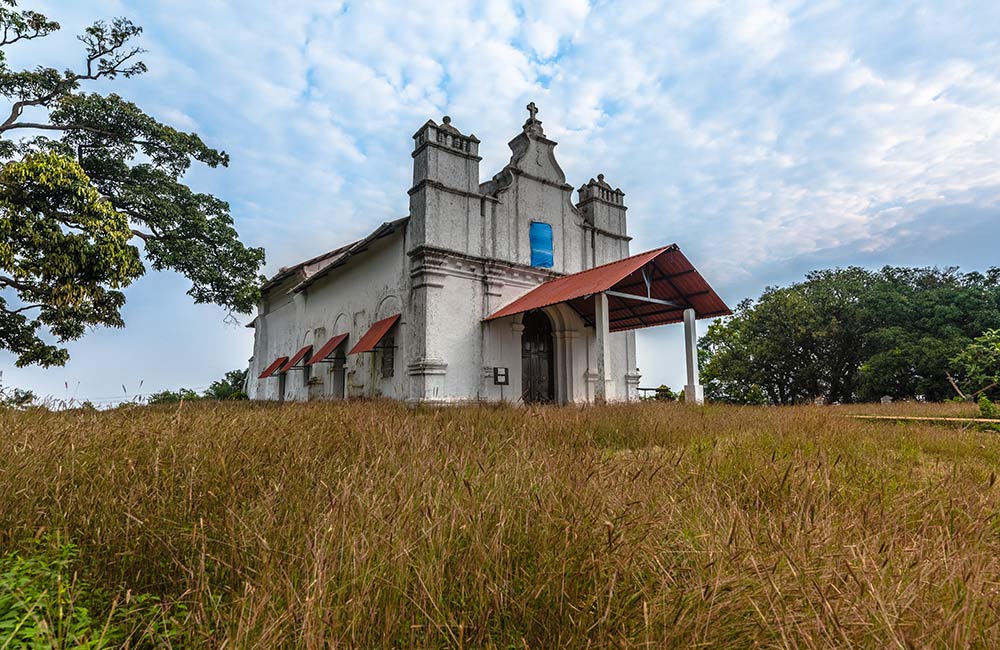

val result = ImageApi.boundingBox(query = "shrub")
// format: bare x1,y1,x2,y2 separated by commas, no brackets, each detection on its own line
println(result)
146,388,204,404
0,541,184,648
980,394,999,419
0,385,35,409
647,384,677,401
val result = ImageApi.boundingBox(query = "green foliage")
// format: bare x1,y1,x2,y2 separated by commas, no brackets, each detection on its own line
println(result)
0,383,32,407
980,395,999,419
0,152,141,366
0,3,265,367
644,384,677,401
147,368,248,404
205,368,248,400
146,387,202,405
700,267,1000,404
0,544,104,648
952,329,1000,400
0,540,183,648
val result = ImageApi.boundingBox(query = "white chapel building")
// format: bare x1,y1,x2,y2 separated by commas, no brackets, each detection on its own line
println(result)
247,105,730,405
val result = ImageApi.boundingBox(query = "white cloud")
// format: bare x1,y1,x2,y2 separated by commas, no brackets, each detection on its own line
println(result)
4,0,1000,397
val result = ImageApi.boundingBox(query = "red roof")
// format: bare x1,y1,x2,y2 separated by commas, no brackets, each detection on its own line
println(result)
485,245,731,331
279,345,313,372
258,356,288,379
306,333,349,366
348,314,400,355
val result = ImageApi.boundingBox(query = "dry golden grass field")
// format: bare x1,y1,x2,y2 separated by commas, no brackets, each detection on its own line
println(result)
2,400,1000,648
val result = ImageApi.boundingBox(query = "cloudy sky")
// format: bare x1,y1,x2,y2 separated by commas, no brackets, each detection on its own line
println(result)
3,0,1000,404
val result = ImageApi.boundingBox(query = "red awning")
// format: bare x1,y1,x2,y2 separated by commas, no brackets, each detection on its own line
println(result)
258,356,288,379
349,314,400,355
279,345,313,372
306,333,349,366
485,245,731,332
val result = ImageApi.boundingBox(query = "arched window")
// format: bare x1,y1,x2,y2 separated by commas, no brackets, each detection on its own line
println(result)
529,221,553,268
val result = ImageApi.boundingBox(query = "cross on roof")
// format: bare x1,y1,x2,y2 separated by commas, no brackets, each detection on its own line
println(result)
526,101,538,121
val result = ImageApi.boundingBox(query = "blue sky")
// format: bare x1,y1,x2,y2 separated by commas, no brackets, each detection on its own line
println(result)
3,0,1000,404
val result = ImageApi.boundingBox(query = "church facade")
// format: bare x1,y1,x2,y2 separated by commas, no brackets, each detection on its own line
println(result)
247,105,730,405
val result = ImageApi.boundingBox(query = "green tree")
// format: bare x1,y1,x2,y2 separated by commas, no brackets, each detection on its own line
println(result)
147,368,248,404
146,387,202,405
204,368,248,400
0,2,264,368
857,268,1000,401
950,329,1000,400
700,266,1000,404
0,382,31,407
700,268,874,404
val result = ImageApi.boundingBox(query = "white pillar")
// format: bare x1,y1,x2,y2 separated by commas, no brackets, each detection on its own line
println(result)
683,308,704,405
511,319,524,404
595,292,610,404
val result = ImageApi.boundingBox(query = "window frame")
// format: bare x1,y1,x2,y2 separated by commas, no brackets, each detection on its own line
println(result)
380,336,395,378
529,220,554,268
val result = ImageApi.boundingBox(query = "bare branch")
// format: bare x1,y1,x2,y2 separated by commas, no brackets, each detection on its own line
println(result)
0,274,33,293
3,303,43,314
945,371,968,401
972,383,999,399
0,122,166,153
1,25,143,130
1,26,45,46
0,121,119,136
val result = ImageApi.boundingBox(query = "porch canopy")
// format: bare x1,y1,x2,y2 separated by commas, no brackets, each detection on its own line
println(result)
258,356,288,379
279,345,313,373
307,333,349,365
485,245,730,330
349,314,401,355
485,245,730,404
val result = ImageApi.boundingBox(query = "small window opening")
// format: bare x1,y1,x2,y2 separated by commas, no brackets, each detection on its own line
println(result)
529,221,553,268
381,337,395,378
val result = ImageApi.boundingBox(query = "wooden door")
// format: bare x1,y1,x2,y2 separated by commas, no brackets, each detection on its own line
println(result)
521,311,554,403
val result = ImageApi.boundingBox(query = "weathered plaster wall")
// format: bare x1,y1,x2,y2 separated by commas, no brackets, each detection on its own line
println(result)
251,106,643,405
249,230,409,401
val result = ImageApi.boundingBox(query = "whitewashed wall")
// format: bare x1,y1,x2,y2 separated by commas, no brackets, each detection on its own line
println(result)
249,231,409,401
251,109,642,404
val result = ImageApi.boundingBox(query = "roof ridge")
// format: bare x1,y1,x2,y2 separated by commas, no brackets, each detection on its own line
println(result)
263,216,409,290
574,244,675,275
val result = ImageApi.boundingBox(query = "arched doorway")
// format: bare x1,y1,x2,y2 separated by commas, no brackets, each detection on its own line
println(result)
521,310,555,403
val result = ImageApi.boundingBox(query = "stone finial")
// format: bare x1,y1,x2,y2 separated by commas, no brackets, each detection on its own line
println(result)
412,114,480,155
522,100,545,137
439,115,460,135
578,174,625,205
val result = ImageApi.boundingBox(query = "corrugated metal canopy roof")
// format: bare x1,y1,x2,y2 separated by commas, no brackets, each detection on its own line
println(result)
258,356,288,379
306,333,349,366
279,345,312,372
348,314,400,355
485,245,731,331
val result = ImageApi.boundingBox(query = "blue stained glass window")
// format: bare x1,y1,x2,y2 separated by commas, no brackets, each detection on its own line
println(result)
529,222,553,268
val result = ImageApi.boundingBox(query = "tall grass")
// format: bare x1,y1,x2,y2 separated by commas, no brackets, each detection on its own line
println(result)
2,400,999,647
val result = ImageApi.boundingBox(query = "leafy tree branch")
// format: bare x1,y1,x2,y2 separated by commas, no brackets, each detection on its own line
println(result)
0,3,264,367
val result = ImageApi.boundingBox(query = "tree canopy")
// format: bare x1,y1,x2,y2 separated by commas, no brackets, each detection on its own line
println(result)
146,368,248,404
700,266,1000,404
951,329,1000,400
0,2,264,367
